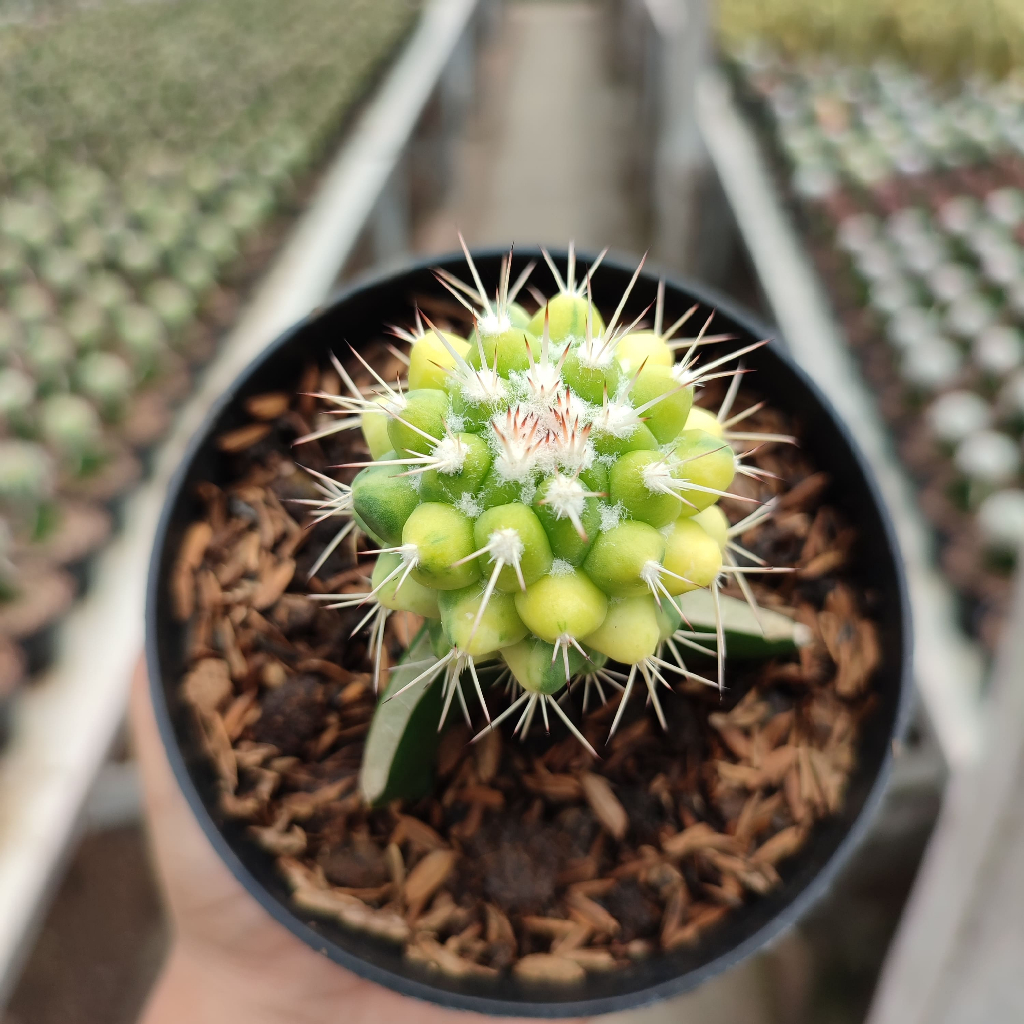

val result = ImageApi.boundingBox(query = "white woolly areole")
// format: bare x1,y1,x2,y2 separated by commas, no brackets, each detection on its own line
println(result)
639,559,663,588
489,406,543,482
640,457,676,495
571,334,616,369
549,558,575,577
670,361,690,384
488,392,597,481
477,311,512,336
487,527,525,564
543,473,587,521
396,542,420,566
537,389,596,473
672,360,709,388
456,493,481,518
378,392,408,417
598,501,624,531
518,362,563,407
551,387,590,427
459,366,507,406
546,422,594,475
446,412,466,433
590,397,641,439
519,478,537,506
431,434,468,475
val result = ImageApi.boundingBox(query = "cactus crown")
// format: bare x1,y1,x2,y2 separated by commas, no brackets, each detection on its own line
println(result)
301,245,794,754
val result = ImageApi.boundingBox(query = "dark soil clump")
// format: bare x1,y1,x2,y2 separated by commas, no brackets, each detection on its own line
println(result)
252,675,326,755
470,820,566,915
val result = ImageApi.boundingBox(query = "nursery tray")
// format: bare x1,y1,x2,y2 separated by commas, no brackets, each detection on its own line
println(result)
696,69,985,770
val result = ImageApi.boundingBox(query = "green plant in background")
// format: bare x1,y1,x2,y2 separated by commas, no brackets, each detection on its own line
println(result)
0,0,422,693
0,439,56,541
299,247,807,801
0,0,419,183
718,0,1024,81
0,0,419,488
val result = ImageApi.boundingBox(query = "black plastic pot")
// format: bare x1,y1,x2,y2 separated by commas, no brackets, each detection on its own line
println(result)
146,249,912,1018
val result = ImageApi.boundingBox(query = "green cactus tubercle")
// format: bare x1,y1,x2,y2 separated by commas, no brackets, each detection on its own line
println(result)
306,246,792,764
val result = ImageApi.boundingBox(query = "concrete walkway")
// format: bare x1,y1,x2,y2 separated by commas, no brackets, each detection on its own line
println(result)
417,2,643,256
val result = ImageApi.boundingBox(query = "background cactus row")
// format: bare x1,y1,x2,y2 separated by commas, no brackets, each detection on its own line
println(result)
728,45,1024,648
0,0,420,724
718,0,1024,82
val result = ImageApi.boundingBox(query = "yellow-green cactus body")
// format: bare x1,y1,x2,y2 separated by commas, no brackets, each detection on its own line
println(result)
684,405,724,438
528,293,604,342
350,328,744,664
514,568,608,643
361,405,393,460
408,330,470,391
661,518,723,595
583,595,661,664
615,330,673,373
314,249,780,755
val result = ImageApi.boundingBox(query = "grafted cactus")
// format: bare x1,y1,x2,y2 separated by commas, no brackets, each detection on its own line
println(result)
301,245,798,779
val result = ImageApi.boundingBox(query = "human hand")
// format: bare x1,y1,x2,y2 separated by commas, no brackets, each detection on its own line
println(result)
130,658,568,1024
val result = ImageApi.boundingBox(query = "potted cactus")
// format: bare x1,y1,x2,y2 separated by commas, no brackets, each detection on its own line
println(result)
147,248,909,1015
0,437,108,617
315,249,800,791
0,446,76,672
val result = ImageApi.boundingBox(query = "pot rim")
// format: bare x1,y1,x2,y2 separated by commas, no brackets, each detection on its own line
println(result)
146,247,914,1017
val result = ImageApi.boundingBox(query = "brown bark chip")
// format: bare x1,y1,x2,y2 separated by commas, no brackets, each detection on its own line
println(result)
473,726,502,784
217,423,272,452
322,836,392,889
754,826,808,867
580,773,629,840
245,392,291,420
514,954,586,984
182,658,232,716
252,557,296,610
172,521,213,620
404,849,457,910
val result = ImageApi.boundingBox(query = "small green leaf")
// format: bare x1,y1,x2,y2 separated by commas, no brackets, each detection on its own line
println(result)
359,627,442,806
673,590,811,658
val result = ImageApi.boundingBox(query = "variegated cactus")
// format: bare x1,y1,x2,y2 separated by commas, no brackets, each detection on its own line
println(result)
300,244,796,760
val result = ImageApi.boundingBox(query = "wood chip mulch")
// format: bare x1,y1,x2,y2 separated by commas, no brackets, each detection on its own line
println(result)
169,342,881,983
